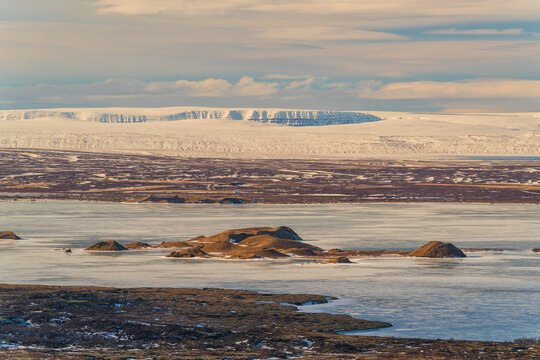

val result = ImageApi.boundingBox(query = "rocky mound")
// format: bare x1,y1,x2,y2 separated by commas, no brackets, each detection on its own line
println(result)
286,248,320,256
239,235,319,252
326,257,352,264
227,249,289,259
85,240,127,251
182,226,316,259
407,241,466,258
0,231,21,240
166,247,209,258
533,248,540,253
125,242,151,249
154,241,193,248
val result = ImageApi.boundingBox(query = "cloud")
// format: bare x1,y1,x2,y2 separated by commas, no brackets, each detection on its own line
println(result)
358,79,540,99
233,76,279,96
262,74,311,80
426,28,523,35
92,0,245,16
144,76,279,97
0,77,279,108
258,27,406,42
92,0,540,27
286,78,315,89
2,76,540,112
170,78,233,97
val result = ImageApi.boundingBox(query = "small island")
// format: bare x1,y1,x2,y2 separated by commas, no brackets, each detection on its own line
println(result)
84,226,471,262
0,231,21,240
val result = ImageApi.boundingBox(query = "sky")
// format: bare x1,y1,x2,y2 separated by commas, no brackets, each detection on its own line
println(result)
1,0,539,112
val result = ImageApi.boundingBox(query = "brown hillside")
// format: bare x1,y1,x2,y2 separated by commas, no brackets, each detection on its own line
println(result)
0,231,21,240
202,226,302,244
166,247,209,258
154,241,193,248
238,235,321,252
286,248,320,256
85,240,127,251
227,248,289,259
125,242,151,249
408,241,466,258
180,226,311,259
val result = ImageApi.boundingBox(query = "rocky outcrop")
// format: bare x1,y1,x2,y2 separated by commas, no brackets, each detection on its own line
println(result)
219,198,247,204
135,195,186,203
85,240,127,251
532,248,540,253
227,249,289,259
180,226,317,259
154,241,194,248
166,247,209,258
326,257,352,263
0,231,21,240
286,248,319,256
407,241,466,258
125,242,151,249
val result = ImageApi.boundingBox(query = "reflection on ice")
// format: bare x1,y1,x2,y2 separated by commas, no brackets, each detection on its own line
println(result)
411,258,464,270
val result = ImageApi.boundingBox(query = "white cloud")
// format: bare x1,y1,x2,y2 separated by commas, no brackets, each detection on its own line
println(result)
286,78,315,90
233,76,279,96
147,77,278,97
358,79,540,99
426,28,523,35
172,78,233,97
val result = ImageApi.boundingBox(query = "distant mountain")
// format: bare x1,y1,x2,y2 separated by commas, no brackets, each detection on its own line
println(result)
0,107,382,126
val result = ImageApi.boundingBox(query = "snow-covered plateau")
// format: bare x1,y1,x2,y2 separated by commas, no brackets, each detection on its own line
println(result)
1,107,540,159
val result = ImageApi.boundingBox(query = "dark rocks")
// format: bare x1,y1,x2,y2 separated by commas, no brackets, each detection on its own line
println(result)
408,241,466,258
326,257,352,264
219,197,246,204
136,195,186,203
0,231,21,240
532,248,540,253
85,240,128,251
195,199,217,204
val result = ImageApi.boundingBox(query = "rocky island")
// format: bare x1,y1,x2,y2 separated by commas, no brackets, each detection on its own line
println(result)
0,231,20,240
83,226,471,262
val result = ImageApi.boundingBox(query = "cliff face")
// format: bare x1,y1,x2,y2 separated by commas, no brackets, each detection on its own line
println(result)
0,108,382,126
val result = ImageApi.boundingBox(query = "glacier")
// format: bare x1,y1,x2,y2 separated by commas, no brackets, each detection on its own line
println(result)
1,107,539,159
0,107,382,126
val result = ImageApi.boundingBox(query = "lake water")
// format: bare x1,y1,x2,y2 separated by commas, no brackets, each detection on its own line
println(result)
1,201,539,342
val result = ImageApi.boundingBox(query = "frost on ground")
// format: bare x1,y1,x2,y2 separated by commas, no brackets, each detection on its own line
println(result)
1,107,539,159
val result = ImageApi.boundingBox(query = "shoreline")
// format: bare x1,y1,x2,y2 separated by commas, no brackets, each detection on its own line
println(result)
1,283,538,359
4,198,540,205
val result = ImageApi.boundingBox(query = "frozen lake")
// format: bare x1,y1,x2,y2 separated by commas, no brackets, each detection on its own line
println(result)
1,201,539,342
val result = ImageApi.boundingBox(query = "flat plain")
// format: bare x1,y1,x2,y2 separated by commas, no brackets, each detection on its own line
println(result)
1,149,539,204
